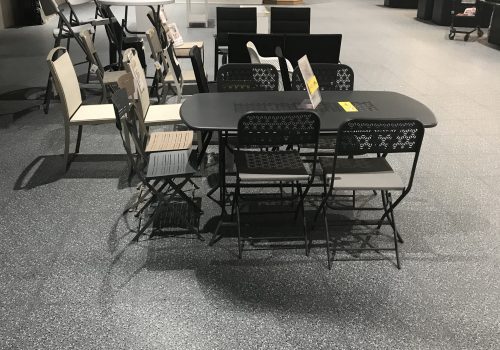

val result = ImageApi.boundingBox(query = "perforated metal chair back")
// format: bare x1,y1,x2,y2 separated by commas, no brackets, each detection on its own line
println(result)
336,119,425,156
237,111,320,148
217,63,279,92
292,63,354,91
189,46,209,93
270,7,311,34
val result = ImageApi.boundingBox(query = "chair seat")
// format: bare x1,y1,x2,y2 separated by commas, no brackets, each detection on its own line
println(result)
69,104,116,124
144,104,182,126
320,157,405,190
174,41,204,58
103,70,128,84
165,70,196,83
146,131,194,153
235,150,309,182
146,150,196,179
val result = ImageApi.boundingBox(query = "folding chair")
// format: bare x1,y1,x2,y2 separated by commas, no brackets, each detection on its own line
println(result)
145,27,196,103
292,63,355,156
111,89,203,242
220,111,320,258
314,119,425,269
79,29,127,103
46,47,118,170
216,63,280,92
122,48,183,132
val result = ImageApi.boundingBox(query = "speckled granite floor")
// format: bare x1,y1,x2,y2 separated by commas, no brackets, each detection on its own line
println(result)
0,1,499,349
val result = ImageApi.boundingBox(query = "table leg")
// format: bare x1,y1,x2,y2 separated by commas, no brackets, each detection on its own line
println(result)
209,130,228,245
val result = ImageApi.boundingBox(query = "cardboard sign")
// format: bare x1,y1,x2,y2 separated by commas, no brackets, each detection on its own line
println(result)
297,55,322,109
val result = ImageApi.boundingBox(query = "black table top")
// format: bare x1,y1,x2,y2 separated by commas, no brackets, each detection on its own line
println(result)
180,91,437,132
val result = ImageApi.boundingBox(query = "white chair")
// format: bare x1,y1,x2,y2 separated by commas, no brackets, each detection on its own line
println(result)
246,41,293,91
46,47,118,170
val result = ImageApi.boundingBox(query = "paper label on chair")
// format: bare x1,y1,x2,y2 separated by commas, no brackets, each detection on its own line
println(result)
154,61,162,71
338,101,358,112
90,64,99,74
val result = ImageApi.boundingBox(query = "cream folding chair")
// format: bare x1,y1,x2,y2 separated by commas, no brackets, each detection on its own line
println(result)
46,47,119,170
145,27,196,103
80,29,127,103
122,48,183,132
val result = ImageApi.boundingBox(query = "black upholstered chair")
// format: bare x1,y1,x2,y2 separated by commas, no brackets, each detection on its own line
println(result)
216,64,280,92
270,7,311,34
214,7,257,79
314,119,425,269
232,111,321,258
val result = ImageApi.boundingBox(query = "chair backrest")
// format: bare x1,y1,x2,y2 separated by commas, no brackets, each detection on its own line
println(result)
46,47,82,121
189,46,209,93
122,48,150,123
216,63,279,92
270,7,311,34
216,7,257,45
39,0,64,16
145,27,163,62
237,111,320,148
335,119,425,156
291,63,354,91
79,29,106,77
246,41,260,64
165,40,183,84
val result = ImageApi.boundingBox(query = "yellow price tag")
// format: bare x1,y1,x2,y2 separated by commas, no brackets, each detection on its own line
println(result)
338,101,358,112
307,76,319,94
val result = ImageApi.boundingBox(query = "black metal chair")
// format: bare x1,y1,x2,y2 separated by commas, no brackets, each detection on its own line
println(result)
291,63,354,92
314,119,425,269
228,111,320,258
111,89,203,242
270,7,311,34
292,63,355,156
214,7,257,79
216,63,280,92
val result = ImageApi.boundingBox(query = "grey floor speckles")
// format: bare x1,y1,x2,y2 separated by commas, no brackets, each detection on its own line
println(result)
1,0,500,349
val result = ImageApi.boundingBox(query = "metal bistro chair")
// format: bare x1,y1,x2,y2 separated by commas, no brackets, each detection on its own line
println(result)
314,119,425,269
229,111,321,258
291,63,355,156
79,29,127,103
112,89,203,242
46,47,118,170
214,7,257,79
216,63,280,92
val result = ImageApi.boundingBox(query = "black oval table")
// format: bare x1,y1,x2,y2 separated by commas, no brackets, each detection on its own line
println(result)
180,90,437,244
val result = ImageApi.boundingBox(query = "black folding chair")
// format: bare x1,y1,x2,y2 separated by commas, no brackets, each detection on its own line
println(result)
291,63,354,92
215,111,320,258
111,89,203,242
216,63,280,92
314,119,425,269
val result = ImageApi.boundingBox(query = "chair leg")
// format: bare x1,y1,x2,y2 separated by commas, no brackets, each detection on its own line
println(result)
63,124,71,171
323,206,332,270
236,196,242,259
75,125,83,154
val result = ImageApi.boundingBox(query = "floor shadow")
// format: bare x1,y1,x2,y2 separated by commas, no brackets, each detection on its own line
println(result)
14,153,131,190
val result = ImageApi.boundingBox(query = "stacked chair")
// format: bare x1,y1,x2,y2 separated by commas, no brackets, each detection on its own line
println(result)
111,89,202,241
270,7,311,34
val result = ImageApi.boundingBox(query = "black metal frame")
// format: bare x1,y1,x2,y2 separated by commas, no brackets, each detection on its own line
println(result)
216,63,280,92
314,119,425,269
111,89,203,242
212,111,321,258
